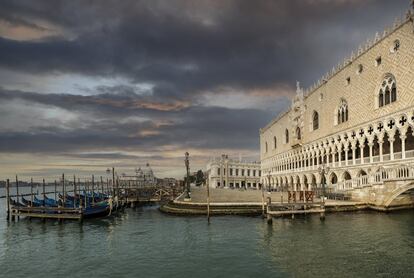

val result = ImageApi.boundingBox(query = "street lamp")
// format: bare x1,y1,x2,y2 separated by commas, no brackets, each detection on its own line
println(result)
184,152,191,199
318,163,330,202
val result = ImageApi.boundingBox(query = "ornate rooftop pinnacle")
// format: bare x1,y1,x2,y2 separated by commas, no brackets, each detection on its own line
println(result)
296,81,301,93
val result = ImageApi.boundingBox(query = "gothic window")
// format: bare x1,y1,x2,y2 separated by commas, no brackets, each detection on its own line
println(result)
296,127,301,140
337,99,348,125
285,129,289,143
312,111,319,130
265,142,268,153
378,74,397,107
273,136,277,149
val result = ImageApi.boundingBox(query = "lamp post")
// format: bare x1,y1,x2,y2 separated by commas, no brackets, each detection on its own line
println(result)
184,152,191,199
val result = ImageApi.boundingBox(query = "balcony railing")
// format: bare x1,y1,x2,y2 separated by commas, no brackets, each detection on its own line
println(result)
268,151,413,176
334,165,414,192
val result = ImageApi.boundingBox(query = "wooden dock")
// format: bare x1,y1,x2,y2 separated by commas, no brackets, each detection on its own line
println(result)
4,170,183,222
266,194,326,221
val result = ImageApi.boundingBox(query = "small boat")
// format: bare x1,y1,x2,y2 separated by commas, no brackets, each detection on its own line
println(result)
82,201,110,218
10,198,26,207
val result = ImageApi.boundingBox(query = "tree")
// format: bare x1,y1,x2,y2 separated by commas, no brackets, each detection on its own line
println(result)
195,170,205,186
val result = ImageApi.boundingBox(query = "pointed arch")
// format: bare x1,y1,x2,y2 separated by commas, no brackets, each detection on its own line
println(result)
337,98,348,124
312,111,319,130
379,73,397,107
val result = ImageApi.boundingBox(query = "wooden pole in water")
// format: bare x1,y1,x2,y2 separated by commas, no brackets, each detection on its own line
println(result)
6,179,10,221
30,178,33,207
16,175,20,220
62,173,66,208
266,197,273,225
100,176,104,198
106,178,109,195
42,178,46,206
261,183,265,218
207,181,210,224
92,175,95,206
73,175,77,209
54,180,57,201
84,180,88,208
112,167,115,197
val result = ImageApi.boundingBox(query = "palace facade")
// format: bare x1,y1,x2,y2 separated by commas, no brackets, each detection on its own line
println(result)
260,8,414,204
207,154,261,189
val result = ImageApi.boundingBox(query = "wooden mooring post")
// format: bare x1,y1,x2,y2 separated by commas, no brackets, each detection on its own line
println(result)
261,183,265,218
42,179,46,207
30,178,34,207
16,175,19,221
206,182,210,223
62,173,66,207
266,197,272,225
92,175,95,206
54,180,57,201
73,175,77,209
6,179,10,221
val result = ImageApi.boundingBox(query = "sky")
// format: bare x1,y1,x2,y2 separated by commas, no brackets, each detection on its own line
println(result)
0,0,411,181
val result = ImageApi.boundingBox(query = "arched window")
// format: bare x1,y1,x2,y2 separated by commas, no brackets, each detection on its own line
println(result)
312,111,319,130
273,136,277,149
337,99,348,125
296,127,301,140
285,129,289,144
379,74,397,107
265,142,268,153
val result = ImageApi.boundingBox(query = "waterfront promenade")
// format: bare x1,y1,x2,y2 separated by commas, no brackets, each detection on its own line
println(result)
161,187,365,216
177,187,360,206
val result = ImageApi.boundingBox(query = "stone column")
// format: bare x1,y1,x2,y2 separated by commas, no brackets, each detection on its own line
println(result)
331,149,336,168
379,138,384,162
401,134,407,159
389,137,395,160
368,142,374,163
360,141,364,165
338,146,342,167
352,145,356,165
345,147,349,166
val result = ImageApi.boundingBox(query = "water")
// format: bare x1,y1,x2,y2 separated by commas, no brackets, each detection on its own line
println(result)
1,197,414,278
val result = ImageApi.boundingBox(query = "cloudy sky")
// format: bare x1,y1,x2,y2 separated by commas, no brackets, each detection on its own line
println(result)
0,0,410,180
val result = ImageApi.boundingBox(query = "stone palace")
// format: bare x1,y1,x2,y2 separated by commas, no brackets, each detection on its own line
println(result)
260,6,414,208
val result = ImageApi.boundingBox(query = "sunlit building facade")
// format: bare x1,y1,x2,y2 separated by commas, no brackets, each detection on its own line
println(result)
207,154,261,189
260,11,414,206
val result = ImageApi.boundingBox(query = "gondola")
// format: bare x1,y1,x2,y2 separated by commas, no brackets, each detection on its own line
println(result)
22,196,43,207
82,201,110,218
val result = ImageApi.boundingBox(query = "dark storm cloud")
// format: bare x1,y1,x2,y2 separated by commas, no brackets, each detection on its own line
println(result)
0,0,411,172
0,87,279,153
0,0,409,98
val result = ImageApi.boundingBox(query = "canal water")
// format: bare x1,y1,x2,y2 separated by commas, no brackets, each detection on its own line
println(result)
1,198,414,278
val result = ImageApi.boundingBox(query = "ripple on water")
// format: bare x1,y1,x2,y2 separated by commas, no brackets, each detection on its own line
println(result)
1,203,414,277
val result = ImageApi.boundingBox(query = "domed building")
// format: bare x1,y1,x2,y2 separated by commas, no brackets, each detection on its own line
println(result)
121,163,158,186
134,163,157,185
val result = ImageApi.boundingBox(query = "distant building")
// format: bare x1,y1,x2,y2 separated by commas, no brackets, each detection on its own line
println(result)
206,154,261,189
157,177,178,187
121,163,157,186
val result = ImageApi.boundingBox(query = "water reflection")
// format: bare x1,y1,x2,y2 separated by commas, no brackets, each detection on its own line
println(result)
1,198,414,277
